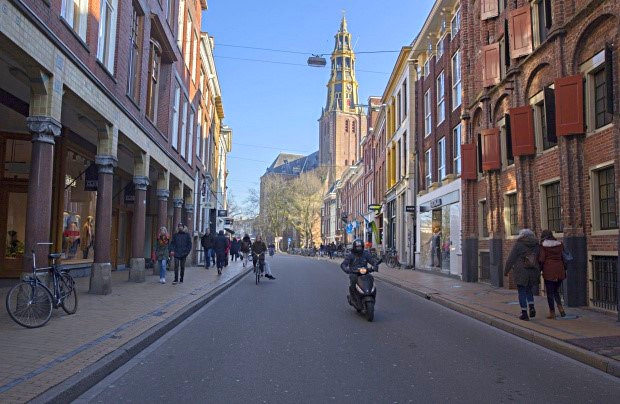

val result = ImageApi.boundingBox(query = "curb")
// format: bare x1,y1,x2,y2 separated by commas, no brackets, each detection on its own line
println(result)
375,275,620,378
31,267,253,404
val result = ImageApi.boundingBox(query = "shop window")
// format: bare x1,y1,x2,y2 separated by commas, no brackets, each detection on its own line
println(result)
452,50,461,110
5,193,27,262
505,192,518,236
591,166,617,231
61,0,88,41
479,199,490,238
531,88,557,151
437,137,446,181
541,181,562,233
424,90,432,136
146,40,162,123
4,139,32,180
581,47,614,131
97,0,119,73
437,71,445,124
127,3,143,102
453,124,461,176
425,149,432,188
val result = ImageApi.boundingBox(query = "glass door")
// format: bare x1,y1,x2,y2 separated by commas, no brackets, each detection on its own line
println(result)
1,188,28,278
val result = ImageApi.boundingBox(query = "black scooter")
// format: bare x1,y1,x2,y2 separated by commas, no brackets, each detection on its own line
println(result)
347,263,379,322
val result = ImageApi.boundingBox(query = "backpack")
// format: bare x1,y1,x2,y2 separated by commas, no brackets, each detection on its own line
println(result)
523,251,537,268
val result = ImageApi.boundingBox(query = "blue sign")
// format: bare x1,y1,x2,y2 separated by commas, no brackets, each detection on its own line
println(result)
346,223,354,234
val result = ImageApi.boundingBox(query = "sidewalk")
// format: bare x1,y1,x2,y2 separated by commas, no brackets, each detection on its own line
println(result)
373,264,620,377
0,260,251,403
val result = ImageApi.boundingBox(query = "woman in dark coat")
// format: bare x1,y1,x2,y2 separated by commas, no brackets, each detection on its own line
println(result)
230,237,240,262
538,229,566,318
504,229,540,321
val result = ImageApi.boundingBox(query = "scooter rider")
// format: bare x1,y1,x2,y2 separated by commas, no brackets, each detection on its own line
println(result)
341,239,380,298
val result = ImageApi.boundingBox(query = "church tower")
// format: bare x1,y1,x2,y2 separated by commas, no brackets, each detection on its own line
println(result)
318,15,366,185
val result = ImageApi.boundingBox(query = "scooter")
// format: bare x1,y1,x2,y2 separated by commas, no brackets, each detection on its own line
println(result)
347,263,378,322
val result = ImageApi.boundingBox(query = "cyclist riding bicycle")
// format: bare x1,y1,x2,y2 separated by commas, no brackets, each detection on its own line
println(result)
251,235,275,280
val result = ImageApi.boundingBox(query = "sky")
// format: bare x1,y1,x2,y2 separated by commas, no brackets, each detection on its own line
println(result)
201,0,435,213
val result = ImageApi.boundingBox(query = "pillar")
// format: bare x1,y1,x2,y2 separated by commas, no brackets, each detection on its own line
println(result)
90,123,118,295
23,116,62,275
129,176,149,282
184,198,194,266
172,182,184,228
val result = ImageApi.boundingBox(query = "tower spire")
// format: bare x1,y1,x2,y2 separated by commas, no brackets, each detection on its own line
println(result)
324,16,358,112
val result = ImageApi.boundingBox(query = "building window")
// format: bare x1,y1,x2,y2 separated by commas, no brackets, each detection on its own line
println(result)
531,89,557,151
424,58,430,77
425,149,432,188
580,49,614,132
532,0,552,47
187,109,194,165
436,71,445,124
451,7,461,36
453,124,461,175
500,116,514,167
596,167,617,230
61,0,88,41
170,82,181,149
184,11,192,68
180,97,188,158
590,255,618,311
97,0,118,73
479,200,489,238
127,4,142,102
436,37,444,60
452,50,461,110
424,90,431,136
402,80,408,118
507,193,518,236
437,137,446,181
196,108,202,161
543,181,562,233
145,40,161,122
176,0,185,49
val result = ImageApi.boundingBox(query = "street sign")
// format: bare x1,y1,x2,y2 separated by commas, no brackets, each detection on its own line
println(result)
217,209,228,217
368,204,381,211
405,205,416,213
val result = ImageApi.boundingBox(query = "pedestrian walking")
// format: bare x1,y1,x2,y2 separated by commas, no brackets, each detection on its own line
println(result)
230,237,240,261
213,230,228,275
224,235,231,266
169,223,192,284
538,229,567,319
201,231,215,269
504,229,540,321
154,227,170,284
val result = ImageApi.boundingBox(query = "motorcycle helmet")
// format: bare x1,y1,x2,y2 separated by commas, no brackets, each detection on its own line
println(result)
352,239,364,255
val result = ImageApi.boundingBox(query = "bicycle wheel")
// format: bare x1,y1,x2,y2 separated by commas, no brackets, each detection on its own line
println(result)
255,266,260,284
386,256,396,268
59,273,78,314
6,282,53,328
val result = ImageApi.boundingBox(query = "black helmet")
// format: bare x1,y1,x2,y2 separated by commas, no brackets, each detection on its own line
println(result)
352,239,364,255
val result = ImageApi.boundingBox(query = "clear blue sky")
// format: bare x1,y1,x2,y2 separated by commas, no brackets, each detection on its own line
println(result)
201,0,435,212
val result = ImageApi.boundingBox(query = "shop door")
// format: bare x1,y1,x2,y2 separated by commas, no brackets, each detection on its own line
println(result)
0,186,28,278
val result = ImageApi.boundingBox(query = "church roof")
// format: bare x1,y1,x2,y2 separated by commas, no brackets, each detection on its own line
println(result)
266,151,319,176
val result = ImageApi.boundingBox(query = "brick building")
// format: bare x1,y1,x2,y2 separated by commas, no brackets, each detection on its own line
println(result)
459,0,618,314
0,0,229,292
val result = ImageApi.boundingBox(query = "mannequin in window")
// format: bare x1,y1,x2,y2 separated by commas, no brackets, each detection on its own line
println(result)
81,216,94,259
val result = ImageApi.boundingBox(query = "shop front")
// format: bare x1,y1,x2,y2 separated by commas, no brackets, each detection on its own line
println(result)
416,179,462,277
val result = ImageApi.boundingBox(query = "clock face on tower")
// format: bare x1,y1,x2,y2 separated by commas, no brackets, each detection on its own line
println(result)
346,84,352,92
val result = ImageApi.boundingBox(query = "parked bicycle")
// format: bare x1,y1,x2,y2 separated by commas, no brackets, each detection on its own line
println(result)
6,242,78,328
383,248,401,268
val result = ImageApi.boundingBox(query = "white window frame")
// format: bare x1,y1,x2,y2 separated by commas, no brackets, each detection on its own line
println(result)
504,191,519,239
61,0,88,41
453,124,461,176
436,71,445,125
437,137,446,181
97,0,118,73
478,199,489,239
425,148,432,188
539,177,563,235
196,107,202,161
171,82,181,149
424,90,432,137
180,97,188,159
497,116,514,169
451,50,461,110
176,0,185,49
580,49,613,133
424,58,430,77
187,108,194,165
436,36,445,60
451,7,461,36
184,11,192,68
529,90,556,153
589,162,618,235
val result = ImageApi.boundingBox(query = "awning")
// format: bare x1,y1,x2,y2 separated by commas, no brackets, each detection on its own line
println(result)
224,228,234,234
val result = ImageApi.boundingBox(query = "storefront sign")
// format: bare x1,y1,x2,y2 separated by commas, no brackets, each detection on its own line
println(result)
84,163,98,191
430,198,442,208
217,209,228,217
124,182,135,204
368,204,381,212
405,205,416,213
224,218,233,225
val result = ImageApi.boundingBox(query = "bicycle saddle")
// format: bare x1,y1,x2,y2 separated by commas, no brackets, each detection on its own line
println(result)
48,253,62,260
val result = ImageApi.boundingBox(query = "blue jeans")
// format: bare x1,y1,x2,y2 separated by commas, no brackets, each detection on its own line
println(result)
205,248,214,268
158,258,167,279
517,285,534,310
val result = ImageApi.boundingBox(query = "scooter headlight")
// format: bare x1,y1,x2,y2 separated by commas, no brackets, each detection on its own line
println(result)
355,284,364,294
359,268,367,275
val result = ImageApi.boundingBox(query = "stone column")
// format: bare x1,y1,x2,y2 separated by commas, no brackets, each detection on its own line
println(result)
89,155,117,294
173,198,183,228
23,116,62,275
129,176,149,282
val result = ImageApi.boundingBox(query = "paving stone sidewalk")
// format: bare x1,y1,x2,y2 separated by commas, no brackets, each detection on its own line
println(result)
0,261,250,403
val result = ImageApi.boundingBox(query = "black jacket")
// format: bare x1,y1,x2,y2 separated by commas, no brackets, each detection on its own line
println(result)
201,233,214,249
230,239,240,254
251,241,267,256
340,250,379,274
170,231,192,259
213,234,228,254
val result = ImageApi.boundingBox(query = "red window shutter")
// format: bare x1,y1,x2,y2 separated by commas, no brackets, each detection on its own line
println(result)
482,43,500,87
508,6,532,59
554,74,585,135
461,144,477,180
482,128,500,171
481,0,499,20
509,106,536,156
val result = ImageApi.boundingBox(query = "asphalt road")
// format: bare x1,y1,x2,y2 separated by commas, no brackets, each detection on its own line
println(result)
77,255,620,403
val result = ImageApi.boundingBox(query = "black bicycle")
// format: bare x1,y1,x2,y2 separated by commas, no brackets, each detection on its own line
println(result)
384,248,401,268
6,242,78,328
253,252,265,285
